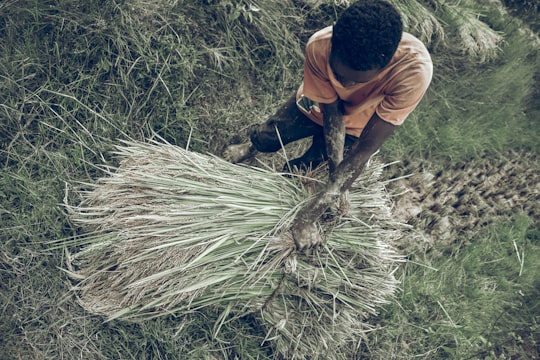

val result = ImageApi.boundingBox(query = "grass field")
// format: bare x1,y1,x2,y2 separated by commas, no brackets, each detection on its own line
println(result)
1,0,539,359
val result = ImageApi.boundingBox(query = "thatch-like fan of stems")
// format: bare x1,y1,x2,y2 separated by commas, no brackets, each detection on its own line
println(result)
65,140,406,358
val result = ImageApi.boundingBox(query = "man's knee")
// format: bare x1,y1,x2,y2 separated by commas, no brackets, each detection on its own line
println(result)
249,122,282,153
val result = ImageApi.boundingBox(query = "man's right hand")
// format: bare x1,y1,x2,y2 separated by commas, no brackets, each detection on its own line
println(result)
291,221,323,251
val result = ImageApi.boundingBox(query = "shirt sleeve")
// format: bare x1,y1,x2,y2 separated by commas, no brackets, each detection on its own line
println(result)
301,38,339,104
376,60,433,125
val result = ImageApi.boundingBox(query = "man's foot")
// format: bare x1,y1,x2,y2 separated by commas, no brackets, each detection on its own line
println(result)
223,142,255,163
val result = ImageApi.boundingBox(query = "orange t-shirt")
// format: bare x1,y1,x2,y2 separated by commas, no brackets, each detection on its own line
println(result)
296,26,433,137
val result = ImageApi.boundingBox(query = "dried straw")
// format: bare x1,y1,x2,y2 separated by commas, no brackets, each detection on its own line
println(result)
64,139,405,359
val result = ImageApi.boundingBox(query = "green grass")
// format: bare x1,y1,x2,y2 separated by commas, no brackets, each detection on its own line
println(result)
1,0,539,358
370,214,540,359
384,20,539,161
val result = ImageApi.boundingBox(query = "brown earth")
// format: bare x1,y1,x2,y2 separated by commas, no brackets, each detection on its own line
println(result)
385,150,539,255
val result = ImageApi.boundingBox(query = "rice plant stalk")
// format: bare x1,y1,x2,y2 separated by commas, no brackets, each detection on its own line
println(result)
64,139,405,359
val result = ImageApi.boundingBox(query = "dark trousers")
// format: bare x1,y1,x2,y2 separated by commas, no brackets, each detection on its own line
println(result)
249,94,358,171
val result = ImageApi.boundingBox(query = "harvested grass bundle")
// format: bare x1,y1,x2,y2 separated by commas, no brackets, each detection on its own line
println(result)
64,140,404,358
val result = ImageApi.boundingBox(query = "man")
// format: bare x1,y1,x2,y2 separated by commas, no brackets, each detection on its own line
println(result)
224,0,433,250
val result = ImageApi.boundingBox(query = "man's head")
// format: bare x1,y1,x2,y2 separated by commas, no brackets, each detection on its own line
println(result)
330,0,403,86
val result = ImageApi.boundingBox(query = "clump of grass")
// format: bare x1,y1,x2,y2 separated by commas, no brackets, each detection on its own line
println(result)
60,139,405,358
439,0,504,62
366,214,540,359
388,0,445,45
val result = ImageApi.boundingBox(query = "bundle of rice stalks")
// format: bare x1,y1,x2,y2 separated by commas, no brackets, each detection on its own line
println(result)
63,139,405,359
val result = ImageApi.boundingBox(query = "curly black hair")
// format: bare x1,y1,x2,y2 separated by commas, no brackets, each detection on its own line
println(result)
331,0,403,71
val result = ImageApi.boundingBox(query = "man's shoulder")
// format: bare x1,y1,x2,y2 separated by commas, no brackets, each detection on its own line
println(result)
385,32,432,81
304,26,332,71
383,33,433,89
397,32,431,61
307,26,333,47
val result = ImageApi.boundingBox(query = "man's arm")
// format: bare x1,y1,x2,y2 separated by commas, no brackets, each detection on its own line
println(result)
291,112,397,250
322,100,346,175
328,112,396,191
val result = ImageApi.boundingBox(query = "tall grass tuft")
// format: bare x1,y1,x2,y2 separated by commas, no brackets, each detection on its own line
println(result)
439,0,504,62
62,139,405,358
388,0,445,45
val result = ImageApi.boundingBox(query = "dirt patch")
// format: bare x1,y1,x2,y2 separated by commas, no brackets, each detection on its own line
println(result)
385,151,539,254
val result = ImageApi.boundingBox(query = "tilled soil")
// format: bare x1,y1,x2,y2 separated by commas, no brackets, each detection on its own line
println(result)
385,150,539,255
